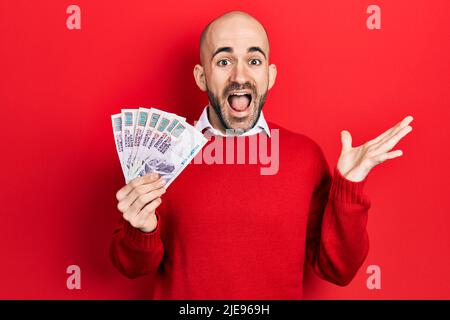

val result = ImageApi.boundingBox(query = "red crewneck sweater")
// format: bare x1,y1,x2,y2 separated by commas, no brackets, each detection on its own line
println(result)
110,123,371,299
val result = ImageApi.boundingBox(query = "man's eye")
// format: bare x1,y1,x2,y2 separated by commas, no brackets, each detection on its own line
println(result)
249,59,262,65
217,59,230,66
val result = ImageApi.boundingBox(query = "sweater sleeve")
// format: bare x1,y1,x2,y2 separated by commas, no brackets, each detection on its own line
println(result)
305,147,371,286
109,210,164,279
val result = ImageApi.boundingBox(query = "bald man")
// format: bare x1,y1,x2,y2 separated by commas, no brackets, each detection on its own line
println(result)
110,11,413,299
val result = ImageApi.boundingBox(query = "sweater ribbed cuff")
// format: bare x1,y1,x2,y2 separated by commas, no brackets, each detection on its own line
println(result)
124,211,161,250
330,166,369,205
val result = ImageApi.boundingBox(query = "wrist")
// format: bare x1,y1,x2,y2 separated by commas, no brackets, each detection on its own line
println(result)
138,213,158,233
342,166,370,182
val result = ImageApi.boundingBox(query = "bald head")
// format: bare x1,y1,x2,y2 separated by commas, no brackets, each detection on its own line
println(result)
193,11,277,134
199,11,270,65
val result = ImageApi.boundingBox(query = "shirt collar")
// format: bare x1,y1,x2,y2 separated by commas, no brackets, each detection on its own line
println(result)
194,106,271,138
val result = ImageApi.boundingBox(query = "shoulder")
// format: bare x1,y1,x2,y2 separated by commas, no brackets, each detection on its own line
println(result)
266,121,330,184
267,121,325,158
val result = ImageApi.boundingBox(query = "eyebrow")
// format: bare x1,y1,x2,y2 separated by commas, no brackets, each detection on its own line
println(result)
212,47,233,58
248,46,267,59
212,46,267,59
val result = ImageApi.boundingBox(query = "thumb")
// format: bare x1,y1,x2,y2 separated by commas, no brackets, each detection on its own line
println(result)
340,130,352,152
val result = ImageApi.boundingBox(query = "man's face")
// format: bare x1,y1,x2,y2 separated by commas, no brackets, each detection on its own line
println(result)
195,14,277,132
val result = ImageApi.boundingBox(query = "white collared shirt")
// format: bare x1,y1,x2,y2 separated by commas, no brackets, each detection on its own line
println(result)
194,106,271,138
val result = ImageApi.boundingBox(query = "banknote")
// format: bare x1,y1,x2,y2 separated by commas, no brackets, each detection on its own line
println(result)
128,108,186,180
128,107,150,177
121,109,138,177
111,107,207,187
132,118,208,188
111,113,127,179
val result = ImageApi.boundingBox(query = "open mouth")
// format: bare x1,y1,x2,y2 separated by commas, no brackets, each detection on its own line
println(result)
227,92,252,112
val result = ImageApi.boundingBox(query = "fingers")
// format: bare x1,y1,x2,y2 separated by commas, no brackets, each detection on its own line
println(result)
372,149,403,164
367,115,414,147
340,130,352,152
124,187,166,219
376,124,413,154
117,177,167,213
116,172,160,202
376,115,413,147
131,198,163,229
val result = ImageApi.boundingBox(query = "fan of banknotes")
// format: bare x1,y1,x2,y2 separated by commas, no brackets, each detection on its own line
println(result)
111,107,208,188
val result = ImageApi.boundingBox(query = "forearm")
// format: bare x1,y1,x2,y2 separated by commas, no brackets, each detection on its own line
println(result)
308,166,371,286
109,212,164,279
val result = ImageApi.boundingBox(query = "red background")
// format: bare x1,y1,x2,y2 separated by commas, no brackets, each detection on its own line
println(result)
1,0,449,299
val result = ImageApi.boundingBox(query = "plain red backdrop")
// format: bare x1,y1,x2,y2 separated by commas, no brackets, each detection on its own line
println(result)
1,0,449,299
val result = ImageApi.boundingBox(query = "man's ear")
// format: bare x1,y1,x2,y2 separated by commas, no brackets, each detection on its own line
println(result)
193,64,207,92
268,64,277,90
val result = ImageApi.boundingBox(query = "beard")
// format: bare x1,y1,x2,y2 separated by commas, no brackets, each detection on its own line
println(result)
207,81,267,134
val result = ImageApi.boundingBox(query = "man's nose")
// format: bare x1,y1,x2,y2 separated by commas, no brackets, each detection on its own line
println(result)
229,61,249,84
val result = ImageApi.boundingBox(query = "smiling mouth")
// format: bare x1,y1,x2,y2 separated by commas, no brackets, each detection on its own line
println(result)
227,92,252,112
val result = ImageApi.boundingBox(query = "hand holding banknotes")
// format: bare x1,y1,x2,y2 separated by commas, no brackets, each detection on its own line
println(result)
111,107,207,187
111,107,207,232
116,172,166,233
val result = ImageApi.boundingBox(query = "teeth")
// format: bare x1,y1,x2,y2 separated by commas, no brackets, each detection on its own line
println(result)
231,92,249,96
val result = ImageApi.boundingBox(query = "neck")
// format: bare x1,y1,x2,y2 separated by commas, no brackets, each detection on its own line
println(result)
207,105,228,135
